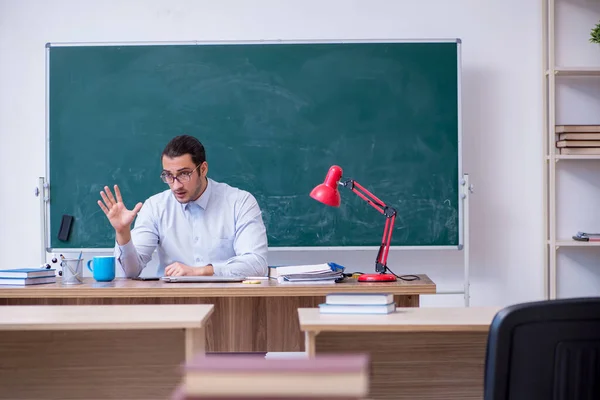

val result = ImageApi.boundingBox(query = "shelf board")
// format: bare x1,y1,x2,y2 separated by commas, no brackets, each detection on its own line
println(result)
554,155,600,160
552,67,600,76
553,240,600,247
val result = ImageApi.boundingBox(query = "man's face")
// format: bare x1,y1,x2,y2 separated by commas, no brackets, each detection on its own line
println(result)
161,154,207,203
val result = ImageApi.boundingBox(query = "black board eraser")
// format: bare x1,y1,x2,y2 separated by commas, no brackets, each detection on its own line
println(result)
58,214,74,241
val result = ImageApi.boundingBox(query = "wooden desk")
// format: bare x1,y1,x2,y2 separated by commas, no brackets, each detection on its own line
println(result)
0,276,435,353
0,304,213,400
299,307,500,400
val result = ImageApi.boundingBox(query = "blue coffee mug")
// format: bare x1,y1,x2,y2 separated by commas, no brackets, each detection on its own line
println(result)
87,256,116,282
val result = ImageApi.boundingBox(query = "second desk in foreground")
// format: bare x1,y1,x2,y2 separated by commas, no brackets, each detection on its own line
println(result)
0,275,435,352
299,306,500,400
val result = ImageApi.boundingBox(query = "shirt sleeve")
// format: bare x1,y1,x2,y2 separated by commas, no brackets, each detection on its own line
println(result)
114,200,159,278
211,193,268,278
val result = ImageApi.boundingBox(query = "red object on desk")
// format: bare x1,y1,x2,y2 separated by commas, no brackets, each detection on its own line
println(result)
310,165,398,282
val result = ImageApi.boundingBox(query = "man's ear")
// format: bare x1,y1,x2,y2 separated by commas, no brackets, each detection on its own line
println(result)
201,161,208,177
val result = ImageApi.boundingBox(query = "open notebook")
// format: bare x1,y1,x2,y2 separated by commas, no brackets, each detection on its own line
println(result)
160,276,245,283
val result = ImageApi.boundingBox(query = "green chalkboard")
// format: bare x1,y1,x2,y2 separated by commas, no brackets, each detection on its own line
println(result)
47,40,461,249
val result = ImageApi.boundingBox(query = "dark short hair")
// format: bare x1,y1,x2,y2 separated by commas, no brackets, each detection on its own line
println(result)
162,135,206,166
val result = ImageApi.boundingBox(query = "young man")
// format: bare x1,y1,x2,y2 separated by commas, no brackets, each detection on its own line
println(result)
97,135,268,278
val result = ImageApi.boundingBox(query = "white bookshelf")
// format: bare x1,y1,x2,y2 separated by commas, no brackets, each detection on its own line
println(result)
543,0,600,299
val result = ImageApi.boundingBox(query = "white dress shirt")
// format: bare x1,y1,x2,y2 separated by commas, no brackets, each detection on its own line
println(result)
115,178,268,278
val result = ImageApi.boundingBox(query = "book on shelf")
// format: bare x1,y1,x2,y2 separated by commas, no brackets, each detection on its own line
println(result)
173,353,369,398
555,125,600,133
0,276,57,286
0,268,56,279
558,147,600,155
559,133,600,140
319,302,396,315
556,140,600,147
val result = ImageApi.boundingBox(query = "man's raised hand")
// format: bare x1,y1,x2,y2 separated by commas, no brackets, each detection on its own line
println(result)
97,185,143,234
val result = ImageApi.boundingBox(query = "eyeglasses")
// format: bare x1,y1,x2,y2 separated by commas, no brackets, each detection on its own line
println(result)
160,164,201,184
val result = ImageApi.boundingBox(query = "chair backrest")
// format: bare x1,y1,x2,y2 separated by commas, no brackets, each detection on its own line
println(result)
484,297,600,400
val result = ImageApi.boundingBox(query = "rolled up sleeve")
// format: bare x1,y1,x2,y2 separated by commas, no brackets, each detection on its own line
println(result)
114,201,159,278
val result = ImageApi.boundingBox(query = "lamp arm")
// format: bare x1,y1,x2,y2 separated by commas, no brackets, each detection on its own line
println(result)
340,179,397,273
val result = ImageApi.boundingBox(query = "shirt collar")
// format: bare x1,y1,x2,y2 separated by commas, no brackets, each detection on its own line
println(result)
183,178,212,211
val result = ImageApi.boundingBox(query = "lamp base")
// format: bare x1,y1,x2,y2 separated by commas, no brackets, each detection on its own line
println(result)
357,273,397,282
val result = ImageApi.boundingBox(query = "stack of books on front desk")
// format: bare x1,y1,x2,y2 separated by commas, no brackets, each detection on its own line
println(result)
319,293,396,314
556,125,600,155
0,268,56,286
171,353,370,399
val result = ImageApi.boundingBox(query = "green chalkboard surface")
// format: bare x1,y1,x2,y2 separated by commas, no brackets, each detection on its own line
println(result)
47,40,461,249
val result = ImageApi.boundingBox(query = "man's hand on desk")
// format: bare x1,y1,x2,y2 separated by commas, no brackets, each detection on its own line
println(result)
164,262,214,277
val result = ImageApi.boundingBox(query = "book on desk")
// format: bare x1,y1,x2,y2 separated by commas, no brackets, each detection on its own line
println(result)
319,293,396,314
270,262,345,284
172,352,370,399
0,268,56,285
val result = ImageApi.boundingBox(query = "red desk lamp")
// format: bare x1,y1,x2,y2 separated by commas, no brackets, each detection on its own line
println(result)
310,165,400,282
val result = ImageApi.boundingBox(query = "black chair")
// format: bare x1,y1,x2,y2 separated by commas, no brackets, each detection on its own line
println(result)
484,297,600,400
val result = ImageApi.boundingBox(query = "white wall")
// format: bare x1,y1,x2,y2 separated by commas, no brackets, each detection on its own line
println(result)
0,0,545,307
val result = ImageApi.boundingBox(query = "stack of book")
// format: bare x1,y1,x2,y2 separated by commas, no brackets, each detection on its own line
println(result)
0,268,56,286
171,353,370,399
556,125,600,155
319,293,396,314
269,263,345,284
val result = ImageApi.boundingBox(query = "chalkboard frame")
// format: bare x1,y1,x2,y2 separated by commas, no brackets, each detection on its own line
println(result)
43,39,464,252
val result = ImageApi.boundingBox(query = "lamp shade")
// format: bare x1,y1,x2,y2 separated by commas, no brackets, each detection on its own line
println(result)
310,165,343,207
